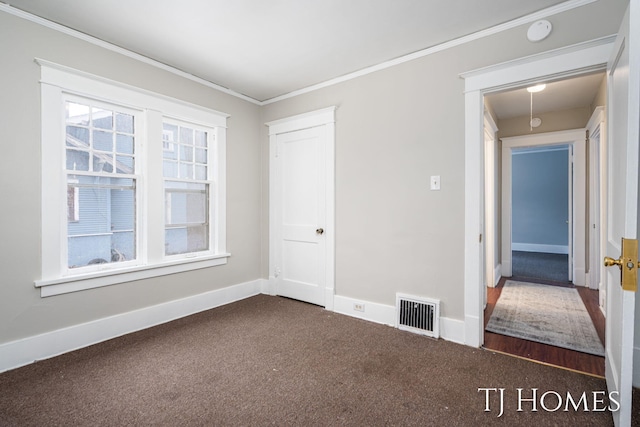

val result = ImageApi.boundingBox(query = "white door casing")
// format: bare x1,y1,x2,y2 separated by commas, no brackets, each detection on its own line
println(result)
484,111,499,289
461,36,615,347
266,107,336,309
605,4,638,426
500,130,585,285
586,107,606,302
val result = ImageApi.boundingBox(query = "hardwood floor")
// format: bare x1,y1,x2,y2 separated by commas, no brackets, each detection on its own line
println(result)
483,276,606,377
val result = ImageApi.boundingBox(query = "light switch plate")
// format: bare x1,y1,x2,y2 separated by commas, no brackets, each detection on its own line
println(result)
430,175,441,191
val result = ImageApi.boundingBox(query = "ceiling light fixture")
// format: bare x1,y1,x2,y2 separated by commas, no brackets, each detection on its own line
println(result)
527,84,546,93
527,84,545,131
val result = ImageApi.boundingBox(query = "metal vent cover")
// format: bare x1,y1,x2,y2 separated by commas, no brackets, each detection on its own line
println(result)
396,293,440,338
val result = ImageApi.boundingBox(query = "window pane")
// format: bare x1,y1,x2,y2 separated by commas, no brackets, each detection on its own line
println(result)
163,160,178,178
163,123,178,142
180,127,193,145
66,126,89,148
67,176,136,268
165,225,208,256
115,113,134,134
180,145,194,162
195,130,207,147
66,149,90,171
93,153,114,173
164,181,208,255
195,148,207,164
180,163,193,179
93,130,113,152
116,134,134,154
116,155,134,173
66,102,90,125
92,107,113,130
195,165,207,180
163,146,177,160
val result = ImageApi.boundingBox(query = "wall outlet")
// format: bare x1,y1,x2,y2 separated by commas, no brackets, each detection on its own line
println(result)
353,303,365,312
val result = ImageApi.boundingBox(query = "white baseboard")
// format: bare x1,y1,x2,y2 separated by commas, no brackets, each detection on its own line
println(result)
493,264,502,287
440,317,465,344
333,295,396,326
332,294,465,344
512,243,569,254
0,279,264,374
573,268,586,287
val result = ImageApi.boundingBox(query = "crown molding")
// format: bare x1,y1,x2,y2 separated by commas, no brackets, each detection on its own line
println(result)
0,3,262,105
2,0,598,106
261,0,598,104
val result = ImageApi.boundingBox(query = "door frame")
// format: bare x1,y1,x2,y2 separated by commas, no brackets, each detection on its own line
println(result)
460,36,616,347
586,106,606,304
266,107,336,310
484,111,499,290
500,130,585,285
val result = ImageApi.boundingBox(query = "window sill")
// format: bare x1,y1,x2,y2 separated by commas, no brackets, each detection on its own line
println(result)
34,253,231,297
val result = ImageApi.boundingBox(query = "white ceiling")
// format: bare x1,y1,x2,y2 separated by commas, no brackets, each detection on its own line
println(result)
485,72,605,120
3,0,572,102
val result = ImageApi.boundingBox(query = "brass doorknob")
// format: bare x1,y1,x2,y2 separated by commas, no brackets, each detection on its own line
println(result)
316,228,324,235
604,256,623,268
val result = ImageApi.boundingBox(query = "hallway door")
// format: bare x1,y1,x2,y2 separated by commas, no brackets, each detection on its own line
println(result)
603,4,638,426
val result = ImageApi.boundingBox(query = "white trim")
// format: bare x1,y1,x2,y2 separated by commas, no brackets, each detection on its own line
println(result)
439,317,466,345
461,35,615,92
262,0,598,104
265,106,336,134
37,59,229,127
512,243,569,254
333,295,395,326
1,1,598,105
494,263,502,287
0,279,264,374
38,61,229,297
501,129,585,285
462,37,615,348
484,110,498,289
35,255,230,297
332,295,465,344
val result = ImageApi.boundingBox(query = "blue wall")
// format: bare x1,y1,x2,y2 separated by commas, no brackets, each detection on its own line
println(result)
512,147,569,250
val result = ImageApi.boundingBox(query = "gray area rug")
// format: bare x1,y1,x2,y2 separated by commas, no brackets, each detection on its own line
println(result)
512,251,569,283
486,280,604,356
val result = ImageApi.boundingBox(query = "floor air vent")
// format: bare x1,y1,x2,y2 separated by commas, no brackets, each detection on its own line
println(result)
396,294,440,338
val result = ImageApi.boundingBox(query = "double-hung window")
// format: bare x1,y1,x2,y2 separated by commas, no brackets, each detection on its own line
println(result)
162,120,214,257
36,60,229,297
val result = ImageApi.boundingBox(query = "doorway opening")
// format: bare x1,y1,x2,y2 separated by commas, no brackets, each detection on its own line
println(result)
482,71,607,375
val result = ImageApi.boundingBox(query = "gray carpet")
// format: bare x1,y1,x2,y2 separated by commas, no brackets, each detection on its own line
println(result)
512,251,569,283
0,295,621,426
486,281,604,356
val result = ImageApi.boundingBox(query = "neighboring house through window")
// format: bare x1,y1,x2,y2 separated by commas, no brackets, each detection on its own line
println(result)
36,60,229,297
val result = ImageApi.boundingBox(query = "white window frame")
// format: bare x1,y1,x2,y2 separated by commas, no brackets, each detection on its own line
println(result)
35,59,229,297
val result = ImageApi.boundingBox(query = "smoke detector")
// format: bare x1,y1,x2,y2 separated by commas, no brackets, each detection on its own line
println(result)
527,20,552,42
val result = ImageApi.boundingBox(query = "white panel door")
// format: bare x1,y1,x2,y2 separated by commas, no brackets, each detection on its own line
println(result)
604,3,638,426
274,126,326,306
